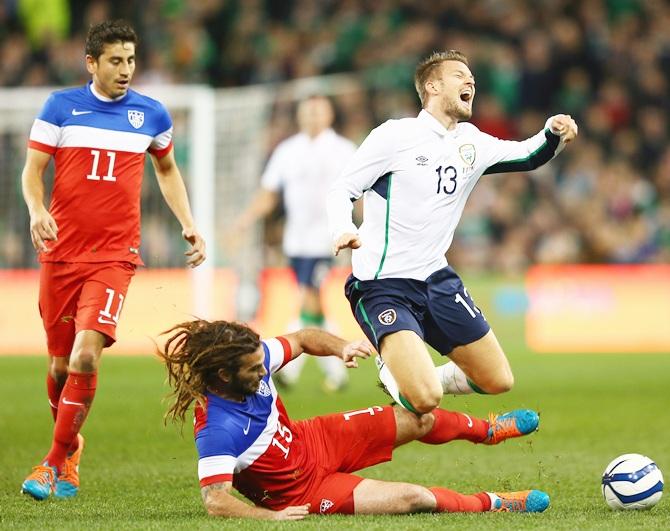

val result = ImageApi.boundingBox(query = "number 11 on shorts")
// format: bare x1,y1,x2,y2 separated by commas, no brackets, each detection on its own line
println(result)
454,290,480,318
98,288,124,325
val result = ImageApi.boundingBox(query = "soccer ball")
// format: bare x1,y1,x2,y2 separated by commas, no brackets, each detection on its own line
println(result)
601,453,664,510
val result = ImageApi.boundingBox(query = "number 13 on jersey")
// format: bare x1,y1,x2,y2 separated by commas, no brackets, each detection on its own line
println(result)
435,165,457,195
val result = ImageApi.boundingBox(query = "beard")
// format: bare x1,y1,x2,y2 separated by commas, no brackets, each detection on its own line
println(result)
229,376,261,397
445,98,472,121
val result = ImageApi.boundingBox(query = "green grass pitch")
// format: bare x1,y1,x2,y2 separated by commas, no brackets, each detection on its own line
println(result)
1,282,669,529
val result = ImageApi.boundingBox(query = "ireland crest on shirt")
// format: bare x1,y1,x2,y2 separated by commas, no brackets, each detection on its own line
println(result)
459,144,476,166
127,110,144,129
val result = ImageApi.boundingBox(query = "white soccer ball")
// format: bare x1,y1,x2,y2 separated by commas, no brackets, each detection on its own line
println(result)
601,453,664,510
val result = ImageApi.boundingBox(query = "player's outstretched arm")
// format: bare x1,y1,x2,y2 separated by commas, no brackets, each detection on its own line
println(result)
150,150,206,267
201,481,309,520
327,123,397,255
482,114,578,176
283,329,373,368
21,148,58,253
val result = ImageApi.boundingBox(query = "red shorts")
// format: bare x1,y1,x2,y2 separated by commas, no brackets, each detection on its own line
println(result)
292,405,396,515
39,261,136,356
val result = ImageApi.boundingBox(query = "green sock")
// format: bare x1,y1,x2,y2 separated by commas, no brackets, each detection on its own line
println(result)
466,378,488,394
300,310,324,328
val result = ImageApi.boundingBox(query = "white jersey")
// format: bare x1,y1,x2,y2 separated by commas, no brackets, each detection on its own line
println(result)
327,110,565,281
261,128,357,257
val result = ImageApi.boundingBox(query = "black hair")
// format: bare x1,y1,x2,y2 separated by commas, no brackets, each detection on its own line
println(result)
85,19,138,59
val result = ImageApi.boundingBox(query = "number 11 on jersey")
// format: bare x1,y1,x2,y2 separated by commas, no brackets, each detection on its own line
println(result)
87,149,117,182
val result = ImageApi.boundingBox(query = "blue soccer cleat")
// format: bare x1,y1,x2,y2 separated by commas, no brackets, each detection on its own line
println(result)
491,490,550,512
21,463,57,500
484,409,539,445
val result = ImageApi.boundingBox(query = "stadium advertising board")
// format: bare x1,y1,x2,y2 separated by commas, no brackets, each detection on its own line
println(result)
526,265,670,353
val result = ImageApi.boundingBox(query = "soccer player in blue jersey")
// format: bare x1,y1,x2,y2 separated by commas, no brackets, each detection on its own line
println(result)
20,20,205,500
327,50,578,415
160,319,549,519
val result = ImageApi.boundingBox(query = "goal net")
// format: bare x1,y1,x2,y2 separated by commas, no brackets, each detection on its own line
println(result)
0,75,363,324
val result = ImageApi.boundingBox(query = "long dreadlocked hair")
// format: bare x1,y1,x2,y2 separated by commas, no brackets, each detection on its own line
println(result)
158,319,261,424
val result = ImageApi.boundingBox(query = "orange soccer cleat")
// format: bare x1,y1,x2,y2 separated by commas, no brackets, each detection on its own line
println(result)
54,434,85,498
484,409,539,445
21,464,57,500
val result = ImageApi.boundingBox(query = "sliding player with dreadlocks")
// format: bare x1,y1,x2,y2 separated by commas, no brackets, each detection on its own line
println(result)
160,319,549,520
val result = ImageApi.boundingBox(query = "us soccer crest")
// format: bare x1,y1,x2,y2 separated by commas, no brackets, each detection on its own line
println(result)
127,110,144,129
459,144,476,166
257,380,271,397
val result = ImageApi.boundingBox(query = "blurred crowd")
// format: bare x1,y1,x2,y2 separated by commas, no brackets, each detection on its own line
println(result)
1,0,669,272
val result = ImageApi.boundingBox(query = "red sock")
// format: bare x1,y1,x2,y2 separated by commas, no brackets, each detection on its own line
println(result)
47,373,81,454
46,373,64,422
429,487,491,512
419,409,489,444
45,372,97,471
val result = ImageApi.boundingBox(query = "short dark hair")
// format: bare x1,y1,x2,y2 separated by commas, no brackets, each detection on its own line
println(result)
85,20,138,59
414,50,469,106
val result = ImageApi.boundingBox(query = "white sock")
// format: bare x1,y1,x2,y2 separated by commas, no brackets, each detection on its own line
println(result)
436,362,475,395
486,492,501,511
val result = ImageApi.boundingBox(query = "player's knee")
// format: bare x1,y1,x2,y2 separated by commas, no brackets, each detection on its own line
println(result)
405,387,442,415
49,361,69,385
69,349,99,373
394,406,434,438
414,412,435,438
400,485,435,512
480,372,514,395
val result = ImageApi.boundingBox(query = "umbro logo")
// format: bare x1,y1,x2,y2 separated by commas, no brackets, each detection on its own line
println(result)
416,155,429,166
71,109,93,116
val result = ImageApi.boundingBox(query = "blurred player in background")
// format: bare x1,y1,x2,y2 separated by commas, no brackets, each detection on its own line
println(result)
235,95,356,392
328,51,578,414
20,20,206,500
160,318,547,519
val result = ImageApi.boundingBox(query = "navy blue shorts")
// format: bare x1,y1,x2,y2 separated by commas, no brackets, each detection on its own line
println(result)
289,257,332,288
344,266,490,355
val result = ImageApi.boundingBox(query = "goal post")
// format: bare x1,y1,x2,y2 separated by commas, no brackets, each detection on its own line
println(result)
0,74,363,331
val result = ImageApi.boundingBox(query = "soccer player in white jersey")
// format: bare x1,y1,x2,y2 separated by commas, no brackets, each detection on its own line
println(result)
327,51,578,415
235,95,357,392
159,318,549,519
